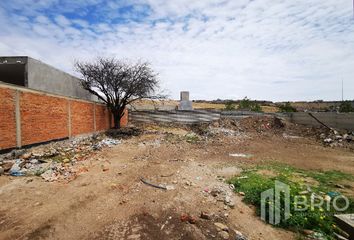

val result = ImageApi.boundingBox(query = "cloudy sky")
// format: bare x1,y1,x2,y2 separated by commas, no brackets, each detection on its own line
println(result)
0,0,353,101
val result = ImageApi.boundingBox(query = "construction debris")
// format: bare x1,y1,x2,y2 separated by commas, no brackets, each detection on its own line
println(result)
229,153,253,158
140,177,170,190
319,129,354,147
0,135,121,181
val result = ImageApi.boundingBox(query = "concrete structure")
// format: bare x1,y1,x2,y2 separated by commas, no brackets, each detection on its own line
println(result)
178,91,193,110
0,56,95,101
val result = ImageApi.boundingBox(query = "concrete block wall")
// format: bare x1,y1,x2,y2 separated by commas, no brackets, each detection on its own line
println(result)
288,112,354,131
0,83,128,151
129,110,220,124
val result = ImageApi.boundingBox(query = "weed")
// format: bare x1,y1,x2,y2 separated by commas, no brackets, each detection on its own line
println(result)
229,164,354,239
184,133,200,143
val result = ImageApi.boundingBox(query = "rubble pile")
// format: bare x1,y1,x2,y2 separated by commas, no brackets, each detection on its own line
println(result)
237,116,285,133
204,184,236,209
0,135,121,181
319,129,354,147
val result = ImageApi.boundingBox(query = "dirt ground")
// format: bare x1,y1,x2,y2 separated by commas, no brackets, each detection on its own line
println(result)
1,118,354,240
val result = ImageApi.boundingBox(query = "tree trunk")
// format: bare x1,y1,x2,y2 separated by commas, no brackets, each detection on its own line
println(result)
113,112,121,129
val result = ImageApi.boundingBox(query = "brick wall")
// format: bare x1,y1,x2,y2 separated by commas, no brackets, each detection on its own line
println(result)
71,101,94,136
95,105,111,131
21,92,69,146
121,109,129,127
0,83,128,151
0,88,17,149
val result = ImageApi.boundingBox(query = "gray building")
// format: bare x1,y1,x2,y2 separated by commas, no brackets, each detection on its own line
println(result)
0,56,95,101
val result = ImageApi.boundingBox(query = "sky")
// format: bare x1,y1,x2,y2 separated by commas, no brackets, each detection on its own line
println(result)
0,0,353,101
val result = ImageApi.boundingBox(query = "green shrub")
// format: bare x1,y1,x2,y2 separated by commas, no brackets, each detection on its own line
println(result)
224,102,236,111
238,97,262,112
339,101,354,113
279,102,297,113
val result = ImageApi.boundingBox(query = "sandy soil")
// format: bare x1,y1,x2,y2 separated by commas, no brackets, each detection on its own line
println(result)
1,121,354,240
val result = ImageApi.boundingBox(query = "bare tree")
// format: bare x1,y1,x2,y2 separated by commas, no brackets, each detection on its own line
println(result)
75,57,161,129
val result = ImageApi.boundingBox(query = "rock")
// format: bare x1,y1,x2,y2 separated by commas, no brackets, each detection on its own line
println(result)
200,211,212,220
227,200,235,208
0,166,4,175
335,184,345,189
26,178,33,184
180,213,189,222
185,181,192,186
21,153,32,160
2,161,14,171
235,230,248,240
165,185,175,191
41,169,57,182
324,195,331,202
211,189,219,197
30,159,39,164
324,138,333,143
302,229,315,235
33,202,42,207
188,215,197,224
214,222,229,232
62,158,70,164
10,149,26,158
218,231,229,239
180,214,196,224
239,192,245,196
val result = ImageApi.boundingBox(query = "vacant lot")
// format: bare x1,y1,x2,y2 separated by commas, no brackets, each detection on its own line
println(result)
1,117,354,240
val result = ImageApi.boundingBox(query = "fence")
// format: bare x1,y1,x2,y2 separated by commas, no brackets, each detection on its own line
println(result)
129,110,220,124
0,83,127,151
287,112,354,131
129,109,354,131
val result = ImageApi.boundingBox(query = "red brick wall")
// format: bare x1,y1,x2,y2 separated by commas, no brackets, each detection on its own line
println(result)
0,84,127,150
71,100,94,136
21,92,69,146
121,108,128,127
95,105,111,131
0,88,16,150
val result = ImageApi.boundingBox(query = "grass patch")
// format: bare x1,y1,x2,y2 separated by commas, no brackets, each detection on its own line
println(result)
184,133,200,143
309,170,353,185
229,164,354,239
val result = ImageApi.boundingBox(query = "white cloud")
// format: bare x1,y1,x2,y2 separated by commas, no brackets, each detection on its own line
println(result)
54,15,71,27
0,0,353,101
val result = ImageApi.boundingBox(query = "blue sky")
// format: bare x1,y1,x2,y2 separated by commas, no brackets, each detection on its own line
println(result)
0,0,353,101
